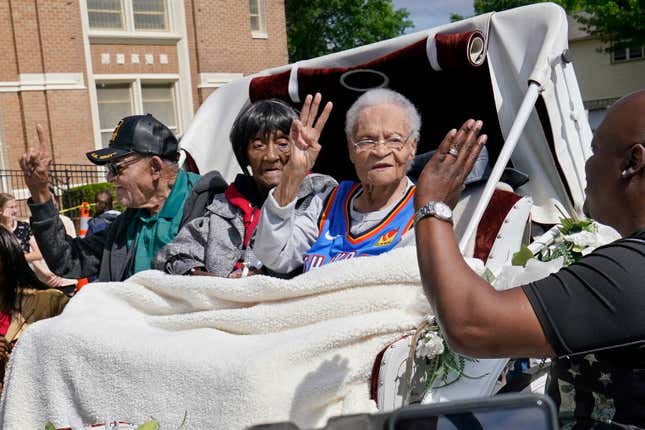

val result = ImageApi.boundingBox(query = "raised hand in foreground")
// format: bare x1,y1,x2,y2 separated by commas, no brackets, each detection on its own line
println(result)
274,93,332,206
415,119,487,210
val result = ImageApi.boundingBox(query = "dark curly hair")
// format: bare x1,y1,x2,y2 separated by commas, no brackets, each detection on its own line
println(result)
229,99,298,174
0,227,47,314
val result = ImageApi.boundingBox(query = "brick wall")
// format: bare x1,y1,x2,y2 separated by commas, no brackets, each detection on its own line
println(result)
0,1,19,82
1,0,289,169
185,0,288,107
0,0,93,171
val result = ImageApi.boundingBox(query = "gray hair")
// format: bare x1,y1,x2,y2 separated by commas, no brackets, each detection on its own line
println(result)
344,89,421,141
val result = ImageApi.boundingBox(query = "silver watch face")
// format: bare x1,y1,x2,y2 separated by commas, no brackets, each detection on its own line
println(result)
434,202,452,219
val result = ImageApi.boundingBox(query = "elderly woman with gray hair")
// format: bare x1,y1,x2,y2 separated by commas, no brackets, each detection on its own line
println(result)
255,88,420,274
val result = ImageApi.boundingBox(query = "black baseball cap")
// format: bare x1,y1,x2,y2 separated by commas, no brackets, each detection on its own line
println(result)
86,114,179,165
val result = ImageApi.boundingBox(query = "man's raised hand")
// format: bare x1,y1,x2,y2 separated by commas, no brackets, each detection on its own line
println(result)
19,124,53,203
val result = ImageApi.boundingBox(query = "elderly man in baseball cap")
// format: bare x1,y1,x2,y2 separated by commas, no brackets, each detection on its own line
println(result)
20,114,200,282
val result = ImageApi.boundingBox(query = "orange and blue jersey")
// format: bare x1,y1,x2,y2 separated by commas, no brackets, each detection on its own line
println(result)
303,180,415,272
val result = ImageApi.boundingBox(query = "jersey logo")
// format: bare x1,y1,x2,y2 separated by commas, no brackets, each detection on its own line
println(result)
375,229,399,247
329,251,357,263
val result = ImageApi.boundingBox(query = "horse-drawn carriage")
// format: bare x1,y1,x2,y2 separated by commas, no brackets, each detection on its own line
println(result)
0,3,597,429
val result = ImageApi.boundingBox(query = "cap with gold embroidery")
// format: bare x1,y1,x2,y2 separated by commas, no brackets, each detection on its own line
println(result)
86,114,179,165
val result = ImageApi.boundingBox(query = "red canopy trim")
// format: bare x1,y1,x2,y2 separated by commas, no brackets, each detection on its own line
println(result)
249,32,503,182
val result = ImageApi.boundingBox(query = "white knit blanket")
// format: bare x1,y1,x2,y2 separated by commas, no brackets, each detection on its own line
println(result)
0,247,430,429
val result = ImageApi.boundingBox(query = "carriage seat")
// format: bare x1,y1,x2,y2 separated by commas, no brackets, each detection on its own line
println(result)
373,181,534,411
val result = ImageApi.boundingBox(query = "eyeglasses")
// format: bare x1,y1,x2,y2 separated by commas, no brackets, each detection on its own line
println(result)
106,154,144,177
351,132,414,152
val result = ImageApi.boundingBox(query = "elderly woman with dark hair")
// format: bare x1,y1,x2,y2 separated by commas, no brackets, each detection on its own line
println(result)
254,88,420,274
155,95,336,277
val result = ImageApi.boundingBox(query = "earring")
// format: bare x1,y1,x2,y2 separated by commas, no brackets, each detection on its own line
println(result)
621,170,629,178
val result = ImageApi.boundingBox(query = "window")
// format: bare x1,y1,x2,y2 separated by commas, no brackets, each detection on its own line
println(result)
97,83,133,147
96,81,177,148
142,83,177,132
87,0,168,32
87,0,124,29
133,0,167,30
249,0,267,37
611,45,644,63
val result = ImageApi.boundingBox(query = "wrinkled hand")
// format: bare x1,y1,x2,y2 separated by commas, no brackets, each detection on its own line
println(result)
415,119,487,210
286,93,333,176
18,124,53,203
46,273,64,288
190,267,217,277
228,267,262,278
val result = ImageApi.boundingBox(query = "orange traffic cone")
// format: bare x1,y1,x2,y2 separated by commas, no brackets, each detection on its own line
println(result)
77,202,92,291
79,201,91,238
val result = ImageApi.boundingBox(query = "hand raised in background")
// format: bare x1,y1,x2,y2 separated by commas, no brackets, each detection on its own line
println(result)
18,124,53,204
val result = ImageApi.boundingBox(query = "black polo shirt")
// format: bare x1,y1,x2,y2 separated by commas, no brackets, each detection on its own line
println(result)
523,229,645,429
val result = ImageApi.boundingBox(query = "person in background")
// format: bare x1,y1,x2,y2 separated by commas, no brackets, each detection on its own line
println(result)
87,190,121,237
254,89,419,274
413,90,645,428
20,114,199,282
0,193,41,261
0,227,68,394
156,97,336,278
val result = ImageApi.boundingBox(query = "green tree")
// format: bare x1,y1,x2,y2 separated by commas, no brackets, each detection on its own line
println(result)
457,0,642,52
285,0,413,62
473,0,542,14
576,0,644,52
451,0,575,22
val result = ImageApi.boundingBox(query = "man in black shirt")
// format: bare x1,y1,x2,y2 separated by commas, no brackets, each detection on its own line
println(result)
413,89,645,428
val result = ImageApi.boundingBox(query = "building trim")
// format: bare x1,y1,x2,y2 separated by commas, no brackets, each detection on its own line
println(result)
79,0,104,152
88,32,182,46
94,73,180,81
198,72,244,88
172,0,195,132
0,73,86,92
251,31,268,39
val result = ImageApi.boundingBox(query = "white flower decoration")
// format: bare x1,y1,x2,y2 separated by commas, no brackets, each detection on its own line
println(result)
416,331,445,359
562,231,598,248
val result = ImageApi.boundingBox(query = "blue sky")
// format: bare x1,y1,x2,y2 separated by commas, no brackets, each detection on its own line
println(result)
392,0,475,32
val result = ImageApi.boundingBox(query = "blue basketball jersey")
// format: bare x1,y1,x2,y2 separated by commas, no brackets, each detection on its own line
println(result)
303,180,415,272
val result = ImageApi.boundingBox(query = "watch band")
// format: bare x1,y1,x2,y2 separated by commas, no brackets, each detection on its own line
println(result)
414,201,453,225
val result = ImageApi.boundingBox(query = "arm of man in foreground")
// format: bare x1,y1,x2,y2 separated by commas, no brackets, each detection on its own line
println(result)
414,119,556,358
20,125,106,279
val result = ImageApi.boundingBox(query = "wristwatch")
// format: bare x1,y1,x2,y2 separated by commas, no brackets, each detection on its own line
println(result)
414,201,453,225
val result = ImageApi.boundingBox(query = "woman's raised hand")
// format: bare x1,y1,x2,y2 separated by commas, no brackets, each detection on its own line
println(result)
415,119,487,210
287,93,333,176
274,93,333,206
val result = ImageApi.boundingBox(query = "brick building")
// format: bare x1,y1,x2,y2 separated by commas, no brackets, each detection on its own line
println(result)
0,0,287,197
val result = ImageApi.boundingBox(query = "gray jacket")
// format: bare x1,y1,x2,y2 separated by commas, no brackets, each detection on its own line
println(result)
155,173,337,277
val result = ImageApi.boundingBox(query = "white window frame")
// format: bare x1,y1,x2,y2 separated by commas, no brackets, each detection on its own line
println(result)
611,45,644,63
96,80,135,147
86,0,176,39
80,1,194,152
94,76,181,148
86,0,125,30
249,0,267,39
